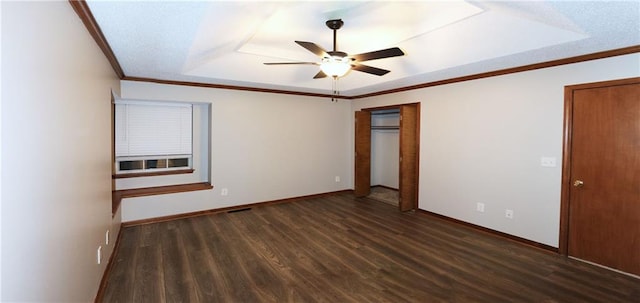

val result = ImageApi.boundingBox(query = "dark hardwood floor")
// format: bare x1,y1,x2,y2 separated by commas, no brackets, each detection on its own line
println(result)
102,193,640,302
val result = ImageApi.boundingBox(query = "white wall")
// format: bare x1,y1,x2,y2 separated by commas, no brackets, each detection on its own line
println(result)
119,81,352,222
353,53,640,247
1,2,120,301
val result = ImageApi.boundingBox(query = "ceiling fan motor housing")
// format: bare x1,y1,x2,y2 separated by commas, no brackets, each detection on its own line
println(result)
327,51,348,59
326,19,344,30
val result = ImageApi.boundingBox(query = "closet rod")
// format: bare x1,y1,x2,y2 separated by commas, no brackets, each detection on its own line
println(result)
371,126,400,130
371,111,400,116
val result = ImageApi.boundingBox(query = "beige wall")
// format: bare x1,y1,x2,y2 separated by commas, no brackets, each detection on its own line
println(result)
353,53,640,247
1,2,120,301
118,81,353,222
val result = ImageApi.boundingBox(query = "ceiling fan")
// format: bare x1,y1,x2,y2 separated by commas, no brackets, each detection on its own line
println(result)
264,19,405,79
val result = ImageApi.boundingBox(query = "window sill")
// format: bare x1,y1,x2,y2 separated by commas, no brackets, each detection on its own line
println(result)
112,182,213,216
113,169,194,179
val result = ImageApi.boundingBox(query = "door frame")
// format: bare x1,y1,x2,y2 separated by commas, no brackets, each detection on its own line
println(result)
558,77,640,255
355,103,420,211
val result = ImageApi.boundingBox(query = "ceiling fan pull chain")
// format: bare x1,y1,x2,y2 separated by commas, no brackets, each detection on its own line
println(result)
332,76,340,102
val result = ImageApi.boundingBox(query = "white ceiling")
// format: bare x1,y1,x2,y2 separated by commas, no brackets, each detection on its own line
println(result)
86,1,640,96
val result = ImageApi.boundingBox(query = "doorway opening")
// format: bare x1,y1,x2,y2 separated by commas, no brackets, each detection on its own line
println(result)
369,109,401,206
355,103,420,211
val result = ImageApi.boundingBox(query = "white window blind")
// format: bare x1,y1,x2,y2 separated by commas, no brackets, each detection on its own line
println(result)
115,101,192,157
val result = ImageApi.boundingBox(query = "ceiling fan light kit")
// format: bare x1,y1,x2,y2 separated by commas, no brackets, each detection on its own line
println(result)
320,55,351,78
264,19,406,98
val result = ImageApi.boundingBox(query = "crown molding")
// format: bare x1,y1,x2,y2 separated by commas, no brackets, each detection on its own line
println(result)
69,0,124,79
121,76,341,99
352,45,640,99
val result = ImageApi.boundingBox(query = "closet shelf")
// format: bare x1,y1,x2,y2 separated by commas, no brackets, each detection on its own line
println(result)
371,126,400,130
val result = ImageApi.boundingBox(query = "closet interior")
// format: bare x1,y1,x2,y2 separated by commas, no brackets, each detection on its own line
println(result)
368,109,400,206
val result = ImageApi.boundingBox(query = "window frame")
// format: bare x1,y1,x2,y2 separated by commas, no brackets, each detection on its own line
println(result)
113,98,194,175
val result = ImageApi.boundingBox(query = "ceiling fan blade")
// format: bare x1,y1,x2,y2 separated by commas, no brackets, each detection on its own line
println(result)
263,62,318,65
351,64,390,76
313,70,327,79
350,47,404,62
295,41,329,57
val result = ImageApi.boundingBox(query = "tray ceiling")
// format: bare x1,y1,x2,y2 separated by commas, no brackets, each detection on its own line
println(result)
86,1,640,96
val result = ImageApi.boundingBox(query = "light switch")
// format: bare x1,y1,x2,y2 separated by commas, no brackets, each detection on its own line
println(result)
540,157,557,167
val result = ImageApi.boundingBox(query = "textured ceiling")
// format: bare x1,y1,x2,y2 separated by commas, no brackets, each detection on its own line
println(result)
86,1,640,96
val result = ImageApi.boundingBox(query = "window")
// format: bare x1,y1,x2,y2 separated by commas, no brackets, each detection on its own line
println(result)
115,100,193,174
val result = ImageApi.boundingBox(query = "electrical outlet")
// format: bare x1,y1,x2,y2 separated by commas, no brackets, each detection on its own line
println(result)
97,246,102,264
540,157,557,167
221,188,228,196
505,209,514,219
476,203,485,213
105,230,110,245
335,176,341,182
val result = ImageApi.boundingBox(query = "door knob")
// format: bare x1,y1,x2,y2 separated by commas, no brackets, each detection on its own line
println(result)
573,180,584,187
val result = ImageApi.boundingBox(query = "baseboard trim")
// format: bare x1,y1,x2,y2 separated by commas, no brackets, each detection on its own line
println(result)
415,209,559,254
94,225,124,303
122,189,353,227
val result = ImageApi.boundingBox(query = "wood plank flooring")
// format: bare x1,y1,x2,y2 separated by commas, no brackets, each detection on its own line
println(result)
102,193,640,302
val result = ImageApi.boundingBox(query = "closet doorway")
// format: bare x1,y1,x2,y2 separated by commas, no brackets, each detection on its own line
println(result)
355,103,419,211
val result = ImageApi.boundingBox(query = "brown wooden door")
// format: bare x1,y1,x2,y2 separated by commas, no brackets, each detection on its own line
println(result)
564,78,640,275
354,110,371,197
399,104,419,211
